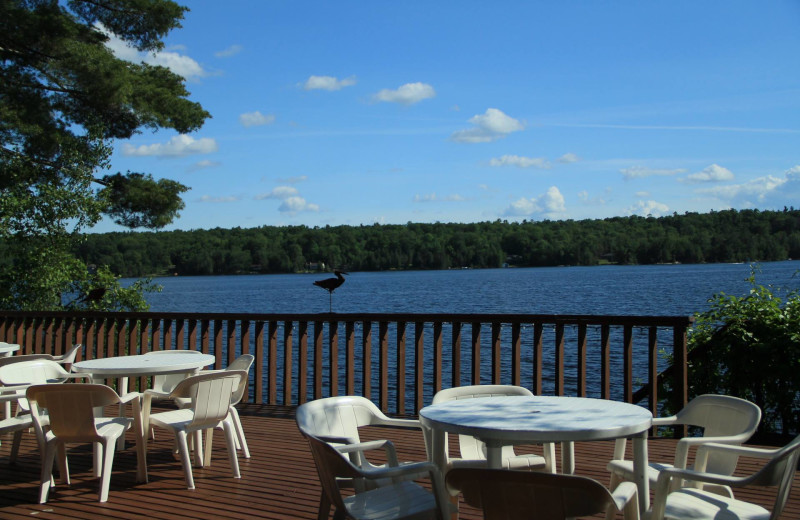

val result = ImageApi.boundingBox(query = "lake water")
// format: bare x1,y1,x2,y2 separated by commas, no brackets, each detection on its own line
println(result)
140,261,800,316
133,261,800,406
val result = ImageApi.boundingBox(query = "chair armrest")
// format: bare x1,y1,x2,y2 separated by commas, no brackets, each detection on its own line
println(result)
375,417,421,429
652,416,677,426
336,439,400,467
695,442,778,460
143,389,172,400
609,481,639,517
656,464,747,490
119,391,142,404
674,434,751,469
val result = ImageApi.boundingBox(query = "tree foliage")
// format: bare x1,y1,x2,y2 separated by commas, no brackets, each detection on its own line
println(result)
681,267,800,437
67,208,800,278
0,0,209,310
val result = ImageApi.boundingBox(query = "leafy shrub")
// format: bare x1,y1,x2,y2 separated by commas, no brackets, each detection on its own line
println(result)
684,267,800,436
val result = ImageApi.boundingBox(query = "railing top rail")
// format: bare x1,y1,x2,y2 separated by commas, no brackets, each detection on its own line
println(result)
0,310,694,327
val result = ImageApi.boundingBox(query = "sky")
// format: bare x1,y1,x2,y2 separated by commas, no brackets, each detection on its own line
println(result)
96,1,800,232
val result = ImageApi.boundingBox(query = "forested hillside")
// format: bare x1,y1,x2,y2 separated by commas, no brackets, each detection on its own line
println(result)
71,209,800,277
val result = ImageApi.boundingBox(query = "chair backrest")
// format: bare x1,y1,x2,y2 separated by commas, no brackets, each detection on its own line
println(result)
295,396,388,444
26,383,120,442
145,350,204,393
55,344,82,365
677,394,761,474
0,359,69,385
735,433,800,519
432,385,534,460
304,432,364,515
225,354,254,405
446,468,620,520
170,370,245,430
0,354,55,369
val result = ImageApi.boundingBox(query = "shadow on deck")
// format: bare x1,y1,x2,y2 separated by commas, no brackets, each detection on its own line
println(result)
1,403,799,519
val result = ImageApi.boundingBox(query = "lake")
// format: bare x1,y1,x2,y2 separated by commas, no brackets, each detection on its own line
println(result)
139,261,800,316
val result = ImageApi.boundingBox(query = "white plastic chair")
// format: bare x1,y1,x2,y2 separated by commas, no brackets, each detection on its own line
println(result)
429,385,556,472
142,370,246,489
607,394,761,497
0,387,34,463
143,349,205,396
296,396,424,520
447,467,640,520
26,383,147,503
0,359,91,417
648,433,800,520
303,431,453,520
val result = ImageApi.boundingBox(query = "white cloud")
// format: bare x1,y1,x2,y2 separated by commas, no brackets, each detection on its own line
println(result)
99,24,207,81
215,45,243,58
635,191,651,197
122,135,218,157
188,159,221,172
239,111,276,128
255,186,299,200
503,186,565,217
620,166,686,180
696,170,797,206
451,108,525,143
578,190,607,206
626,200,670,216
489,155,550,169
199,195,239,203
558,153,581,163
373,82,436,105
302,75,357,91
279,196,320,213
682,164,734,183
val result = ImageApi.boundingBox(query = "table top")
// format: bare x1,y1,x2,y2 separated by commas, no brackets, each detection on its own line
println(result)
72,352,216,376
419,395,652,443
0,342,20,355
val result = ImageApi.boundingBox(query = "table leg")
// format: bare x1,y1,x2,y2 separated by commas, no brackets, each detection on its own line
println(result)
561,441,575,474
485,441,503,469
632,432,649,514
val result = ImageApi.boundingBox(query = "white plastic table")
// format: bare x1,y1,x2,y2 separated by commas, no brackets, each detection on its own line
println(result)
420,395,653,514
73,352,215,451
0,342,20,357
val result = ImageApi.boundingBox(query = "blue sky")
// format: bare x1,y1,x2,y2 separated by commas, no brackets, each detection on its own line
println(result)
97,1,800,232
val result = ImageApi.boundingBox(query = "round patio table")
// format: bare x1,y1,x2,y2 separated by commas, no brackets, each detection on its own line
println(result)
420,395,653,514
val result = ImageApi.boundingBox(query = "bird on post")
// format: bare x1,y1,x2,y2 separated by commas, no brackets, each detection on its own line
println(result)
313,270,347,312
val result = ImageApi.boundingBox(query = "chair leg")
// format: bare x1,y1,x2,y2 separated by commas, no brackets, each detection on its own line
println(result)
606,472,623,520
223,420,240,479
203,428,213,467
57,443,70,484
318,493,332,520
231,407,250,458
39,443,57,504
99,438,116,502
176,430,195,489
10,430,23,464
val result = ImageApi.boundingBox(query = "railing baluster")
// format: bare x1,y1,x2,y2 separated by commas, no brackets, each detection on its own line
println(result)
268,320,278,403
254,320,265,404
396,321,406,415
313,320,323,400
577,323,587,397
414,321,424,413
491,322,501,385
471,322,481,385
362,320,372,401
298,321,308,404
345,321,355,396
533,322,543,395
511,322,521,387
451,321,462,388
433,321,443,396
329,320,339,397
283,320,294,406
600,324,610,399
379,321,389,410
555,323,565,395
623,324,634,403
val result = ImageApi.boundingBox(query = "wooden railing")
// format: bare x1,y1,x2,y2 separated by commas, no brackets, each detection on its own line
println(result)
0,311,693,417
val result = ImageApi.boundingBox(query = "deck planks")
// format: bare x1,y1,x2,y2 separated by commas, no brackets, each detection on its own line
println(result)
0,403,798,519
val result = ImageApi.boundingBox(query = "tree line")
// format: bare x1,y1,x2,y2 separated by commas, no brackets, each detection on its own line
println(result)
71,208,800,277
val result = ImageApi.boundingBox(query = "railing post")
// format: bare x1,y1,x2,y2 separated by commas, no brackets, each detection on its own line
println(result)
673,323,689,437
491,322,501,385
414,321,424,413
361,320,372,401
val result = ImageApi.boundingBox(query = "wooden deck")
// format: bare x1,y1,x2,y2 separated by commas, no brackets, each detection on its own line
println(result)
1,403,799,519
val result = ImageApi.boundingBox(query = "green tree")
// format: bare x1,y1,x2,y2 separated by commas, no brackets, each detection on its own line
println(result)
0,0,209,310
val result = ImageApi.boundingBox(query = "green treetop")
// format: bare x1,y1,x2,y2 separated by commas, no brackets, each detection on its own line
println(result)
0,0,210,310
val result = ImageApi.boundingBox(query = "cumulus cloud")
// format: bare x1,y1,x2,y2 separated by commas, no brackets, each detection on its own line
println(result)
489,155,550,169
620,166,686,180
578,190,608,206
302,75,357,91
278,197,320,213
695,166,800,206
255,186,299,200
451,108,525,143
215,45,243,58
373,82,436,105
122,135,218,157
503,186,565,217
239,111,276,128
558,153,580,163
99,24,207,81
626,200,670,216
682,164,734,183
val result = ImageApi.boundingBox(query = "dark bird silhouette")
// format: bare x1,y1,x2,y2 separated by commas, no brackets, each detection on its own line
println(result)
313,270,347,312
